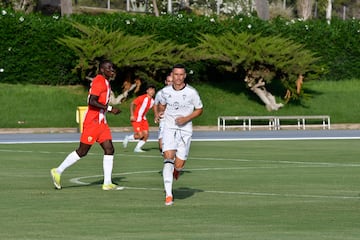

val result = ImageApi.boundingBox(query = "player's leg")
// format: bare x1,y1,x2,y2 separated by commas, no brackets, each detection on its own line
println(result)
163,150,176,206
134,120,149,152
173,130,192,180
50,128,93,189
162,129,177,205
99,125,123,190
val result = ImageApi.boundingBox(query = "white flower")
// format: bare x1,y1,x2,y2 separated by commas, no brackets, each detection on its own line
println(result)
52,15,59,20
188,18,192,22
177,14,183,18
189,70,194,74
0,68,4,73
19,16,25,22
1,10,7,15
125,20,131,25
239,18,243,22
305,25,309,30
247,24,252,29
210,18,215,23
8,47,12,51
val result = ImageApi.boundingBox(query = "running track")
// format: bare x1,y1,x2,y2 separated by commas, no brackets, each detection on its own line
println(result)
1,129,360,144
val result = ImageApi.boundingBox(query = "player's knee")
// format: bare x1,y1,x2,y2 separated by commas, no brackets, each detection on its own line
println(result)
104,147,114,155
174,159,185,170
76,149,87,158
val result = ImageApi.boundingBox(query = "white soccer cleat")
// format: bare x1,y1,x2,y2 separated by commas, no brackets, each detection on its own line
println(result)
134,148,145,153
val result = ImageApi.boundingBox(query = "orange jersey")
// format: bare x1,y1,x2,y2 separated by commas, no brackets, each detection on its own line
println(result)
133,94,154,122
84,74,111,125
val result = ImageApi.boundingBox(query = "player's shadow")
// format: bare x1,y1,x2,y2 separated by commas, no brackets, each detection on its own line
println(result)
158,170,204,200
173,187,204,200
62,176,126,189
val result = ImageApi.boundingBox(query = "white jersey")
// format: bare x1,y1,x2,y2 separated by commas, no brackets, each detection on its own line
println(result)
159,84,203,133
154,89,162,105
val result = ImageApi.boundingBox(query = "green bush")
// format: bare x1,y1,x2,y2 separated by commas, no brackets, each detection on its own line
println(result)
0,9,78,84
1,9,360,86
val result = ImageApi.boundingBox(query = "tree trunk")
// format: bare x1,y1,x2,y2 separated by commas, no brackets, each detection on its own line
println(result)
326,0,332,24
254,0,270,20
61,0,72,16
152,0,159,16
245,70,283,111
297,0,314,20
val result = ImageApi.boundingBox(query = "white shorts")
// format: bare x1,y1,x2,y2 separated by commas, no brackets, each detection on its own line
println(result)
162,128,192,160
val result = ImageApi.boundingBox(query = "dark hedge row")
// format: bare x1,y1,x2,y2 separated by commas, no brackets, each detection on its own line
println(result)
1,9,359,86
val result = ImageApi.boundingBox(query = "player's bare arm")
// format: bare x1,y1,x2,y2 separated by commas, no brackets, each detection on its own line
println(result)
88,94,121,115
129,101,136,121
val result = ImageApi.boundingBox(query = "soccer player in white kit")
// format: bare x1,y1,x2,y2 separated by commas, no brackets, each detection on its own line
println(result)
157,64,203,206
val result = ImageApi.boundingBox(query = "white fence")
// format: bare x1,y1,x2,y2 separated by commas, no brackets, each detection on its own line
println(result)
217,115,331,131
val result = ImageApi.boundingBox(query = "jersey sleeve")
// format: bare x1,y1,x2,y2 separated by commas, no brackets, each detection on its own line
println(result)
192,90,203,109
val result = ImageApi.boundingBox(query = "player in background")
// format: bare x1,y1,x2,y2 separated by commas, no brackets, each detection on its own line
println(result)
157,64,203,206
50,60,123,191
123,85,156,152
153,72,173,153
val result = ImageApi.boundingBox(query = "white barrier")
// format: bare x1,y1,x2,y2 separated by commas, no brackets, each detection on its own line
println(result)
217,115,330,131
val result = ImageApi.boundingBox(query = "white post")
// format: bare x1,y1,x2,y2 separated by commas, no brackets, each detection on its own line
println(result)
167,0,172,13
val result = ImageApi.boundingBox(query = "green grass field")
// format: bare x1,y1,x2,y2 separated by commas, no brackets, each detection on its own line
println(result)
1,139,360,240
1,79,360,128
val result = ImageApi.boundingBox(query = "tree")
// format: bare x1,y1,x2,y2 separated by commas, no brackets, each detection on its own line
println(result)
56,22,190,86
193,32,325,111
297,0,314,19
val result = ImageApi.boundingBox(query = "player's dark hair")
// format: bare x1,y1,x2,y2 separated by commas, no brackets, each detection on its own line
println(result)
99,60,113,69
146,84,156,91
172,63,186,71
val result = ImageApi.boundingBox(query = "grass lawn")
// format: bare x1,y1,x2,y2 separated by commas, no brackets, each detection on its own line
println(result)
1,79,360,128
1,139,360,239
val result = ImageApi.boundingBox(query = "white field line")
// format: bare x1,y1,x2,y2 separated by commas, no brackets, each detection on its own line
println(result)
1,142,360,200
1,136,360,144
68,167,360,200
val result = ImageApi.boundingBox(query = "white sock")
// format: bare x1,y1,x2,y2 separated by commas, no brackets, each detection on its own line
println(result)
127,134,135,141
163,159,174,197
57,151,81,174
135,140,146,150
103,155,114,185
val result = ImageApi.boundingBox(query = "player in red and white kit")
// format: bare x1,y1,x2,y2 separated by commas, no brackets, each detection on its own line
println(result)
50,60,123,191
123,85,156,152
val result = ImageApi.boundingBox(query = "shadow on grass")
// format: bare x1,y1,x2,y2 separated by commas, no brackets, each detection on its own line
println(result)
61,176,127,189
173,187,204,200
